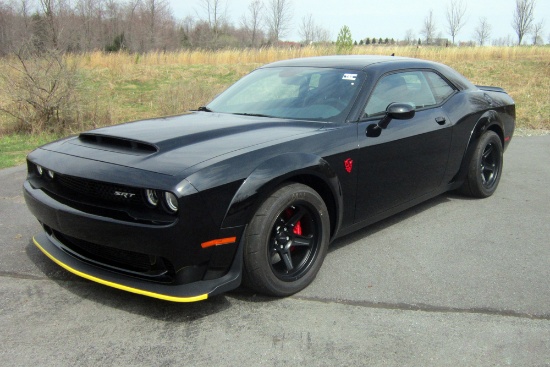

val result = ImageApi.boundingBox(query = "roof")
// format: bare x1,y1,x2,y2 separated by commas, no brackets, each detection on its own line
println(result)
261,55,475,90
262,55,423,71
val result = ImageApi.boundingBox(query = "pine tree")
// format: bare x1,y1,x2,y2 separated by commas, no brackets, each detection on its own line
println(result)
336,25,353,54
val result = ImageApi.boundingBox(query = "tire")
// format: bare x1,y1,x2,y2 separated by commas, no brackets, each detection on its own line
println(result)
243,183,330,296
459,130,503,198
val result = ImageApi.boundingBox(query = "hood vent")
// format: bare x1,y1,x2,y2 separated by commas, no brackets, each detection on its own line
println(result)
78,133,158,155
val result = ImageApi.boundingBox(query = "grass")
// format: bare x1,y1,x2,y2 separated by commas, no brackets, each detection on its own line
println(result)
72,63,253,126
0,133,62,169
0,45,549,168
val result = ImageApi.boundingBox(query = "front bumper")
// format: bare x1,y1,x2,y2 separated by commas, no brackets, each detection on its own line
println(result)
33,231,243,302
24,178,244,302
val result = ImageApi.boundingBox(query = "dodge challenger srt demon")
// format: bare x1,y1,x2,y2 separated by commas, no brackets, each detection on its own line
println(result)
24,56,515,302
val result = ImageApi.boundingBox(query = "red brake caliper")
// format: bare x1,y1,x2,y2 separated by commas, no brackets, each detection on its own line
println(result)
293,220,302,236
285,209,302,252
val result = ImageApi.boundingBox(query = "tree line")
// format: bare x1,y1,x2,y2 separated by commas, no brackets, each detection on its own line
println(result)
414,0,545,47
0,0,317,55
0,0,546,56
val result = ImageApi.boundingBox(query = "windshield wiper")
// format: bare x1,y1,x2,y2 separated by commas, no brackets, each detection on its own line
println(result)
197,106,213,112
231,112,273,118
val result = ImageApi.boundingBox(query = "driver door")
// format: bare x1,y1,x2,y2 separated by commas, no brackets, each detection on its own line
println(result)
354,70,455,223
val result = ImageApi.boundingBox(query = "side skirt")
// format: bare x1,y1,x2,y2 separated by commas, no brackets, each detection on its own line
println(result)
336,186,451,239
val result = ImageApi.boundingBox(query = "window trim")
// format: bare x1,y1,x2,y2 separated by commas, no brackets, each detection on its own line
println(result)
358,68,459,121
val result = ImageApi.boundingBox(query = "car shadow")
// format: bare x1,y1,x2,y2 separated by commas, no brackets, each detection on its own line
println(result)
328,192,463,252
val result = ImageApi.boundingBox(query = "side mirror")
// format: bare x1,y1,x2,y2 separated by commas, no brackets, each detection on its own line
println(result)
366,102,416,138
378,102,416,129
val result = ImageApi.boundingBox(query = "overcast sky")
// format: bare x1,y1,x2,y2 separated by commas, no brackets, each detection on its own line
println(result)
169,0,550,44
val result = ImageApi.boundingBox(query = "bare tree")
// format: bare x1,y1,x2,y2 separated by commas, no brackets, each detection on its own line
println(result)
445,0,467,44
142,0,171,50
473,17,491,46
19,0,34,32
122,0,142,51
197,0,226,36
512,0,536,45
420,9,436,44
0,1,34,53
298,13,329,44
314,25,331,43
0,43,79,133
240,0,264,46
104,0,124,49
298,13,314,44
265,0,292,43
34,0,80,51
39,0,59,48
532,20,544,45
403,29,415,45
76,0,104,50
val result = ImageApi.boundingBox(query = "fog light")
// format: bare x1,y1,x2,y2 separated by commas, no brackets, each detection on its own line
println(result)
164,192,178,213
36,165,43,176
47,170,55,179
145,189,159,207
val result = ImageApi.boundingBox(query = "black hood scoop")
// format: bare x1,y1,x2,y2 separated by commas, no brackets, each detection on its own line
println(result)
78,133,158,155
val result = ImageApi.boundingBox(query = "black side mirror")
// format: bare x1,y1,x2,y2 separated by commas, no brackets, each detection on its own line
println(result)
378,102,416,128
366,102,416,137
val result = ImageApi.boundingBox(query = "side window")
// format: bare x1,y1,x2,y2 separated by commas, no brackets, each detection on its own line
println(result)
364,73,412,117
425,72,455,103
364,70,454,117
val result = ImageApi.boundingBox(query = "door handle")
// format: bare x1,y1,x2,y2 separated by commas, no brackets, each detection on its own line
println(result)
435,117,446,125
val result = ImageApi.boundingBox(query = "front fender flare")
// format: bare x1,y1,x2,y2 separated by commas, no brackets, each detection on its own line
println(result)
221,153,343,235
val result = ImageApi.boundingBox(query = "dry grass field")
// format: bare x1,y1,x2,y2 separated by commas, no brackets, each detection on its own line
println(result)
0,45,549,168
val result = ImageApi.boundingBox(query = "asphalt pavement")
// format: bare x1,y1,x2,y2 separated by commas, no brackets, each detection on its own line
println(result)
1,135,549,366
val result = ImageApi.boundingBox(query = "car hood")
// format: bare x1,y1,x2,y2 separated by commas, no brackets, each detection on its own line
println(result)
40,112,327,176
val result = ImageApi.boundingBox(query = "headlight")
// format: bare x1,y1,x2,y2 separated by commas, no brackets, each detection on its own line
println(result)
145,189,159,207
36,165,44,176
47,170,55,179
164,192,178,213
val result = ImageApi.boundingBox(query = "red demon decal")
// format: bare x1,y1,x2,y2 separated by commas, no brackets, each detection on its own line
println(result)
344,158,353,173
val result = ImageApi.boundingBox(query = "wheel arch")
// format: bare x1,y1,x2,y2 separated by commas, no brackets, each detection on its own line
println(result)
452,110,504,186
221,153,343,239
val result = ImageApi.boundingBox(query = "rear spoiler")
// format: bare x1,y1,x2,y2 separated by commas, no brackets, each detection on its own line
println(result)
476,85,506,93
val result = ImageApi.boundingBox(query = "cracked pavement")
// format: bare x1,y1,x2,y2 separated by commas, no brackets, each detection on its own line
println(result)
1,136,549,366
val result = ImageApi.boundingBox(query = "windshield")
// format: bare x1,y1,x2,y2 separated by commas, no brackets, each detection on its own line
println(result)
207,67,366,122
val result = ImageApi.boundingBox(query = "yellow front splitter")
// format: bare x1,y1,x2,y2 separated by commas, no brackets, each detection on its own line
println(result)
33,234,210,302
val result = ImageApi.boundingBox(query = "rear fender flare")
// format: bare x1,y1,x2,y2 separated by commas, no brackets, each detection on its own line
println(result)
453,110,504,185
221,153,343,236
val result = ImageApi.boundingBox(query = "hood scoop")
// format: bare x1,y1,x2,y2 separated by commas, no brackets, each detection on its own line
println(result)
77,133,158,155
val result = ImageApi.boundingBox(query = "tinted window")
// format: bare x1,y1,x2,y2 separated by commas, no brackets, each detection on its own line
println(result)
364,70,455,117
426,72,455,103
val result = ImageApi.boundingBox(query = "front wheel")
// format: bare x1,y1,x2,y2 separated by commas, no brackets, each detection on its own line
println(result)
243,183,330,296
459,130,503,198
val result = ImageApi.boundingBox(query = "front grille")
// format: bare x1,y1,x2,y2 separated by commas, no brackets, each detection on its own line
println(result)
56,174,143,206
52,230,174,280
28,160,177,224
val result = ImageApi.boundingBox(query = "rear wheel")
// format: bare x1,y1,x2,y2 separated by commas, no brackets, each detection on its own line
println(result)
459,130,503,198
243,183,330,296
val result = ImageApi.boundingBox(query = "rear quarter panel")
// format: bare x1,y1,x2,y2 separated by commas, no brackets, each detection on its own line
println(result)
443,88,515,186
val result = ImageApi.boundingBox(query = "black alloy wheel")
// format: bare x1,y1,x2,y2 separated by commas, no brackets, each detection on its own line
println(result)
269,203,321,281
479,139,501,190
459,130,503,198
243,183,330,296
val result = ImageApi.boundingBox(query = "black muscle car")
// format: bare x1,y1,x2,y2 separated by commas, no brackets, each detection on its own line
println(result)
24,56,515,302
